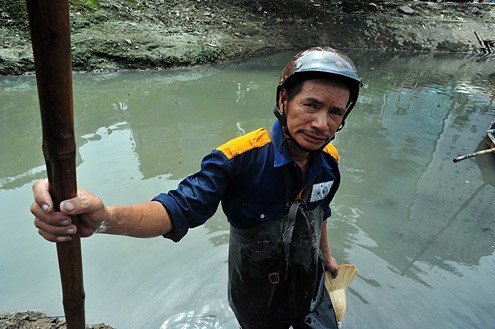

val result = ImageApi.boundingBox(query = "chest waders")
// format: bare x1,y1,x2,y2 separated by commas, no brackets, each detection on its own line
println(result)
228,165,339,329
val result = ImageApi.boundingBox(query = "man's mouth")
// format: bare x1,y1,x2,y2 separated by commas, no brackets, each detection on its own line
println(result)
302,131,329,145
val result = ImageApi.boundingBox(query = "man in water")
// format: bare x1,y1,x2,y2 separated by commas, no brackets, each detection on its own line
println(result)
31,46,362,329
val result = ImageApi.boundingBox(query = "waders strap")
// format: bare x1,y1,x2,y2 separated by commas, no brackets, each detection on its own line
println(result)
269,127,316,287
281,164,315,265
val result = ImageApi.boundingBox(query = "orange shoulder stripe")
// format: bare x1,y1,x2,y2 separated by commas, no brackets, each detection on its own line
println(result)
322,143,340,163
216,128,272,160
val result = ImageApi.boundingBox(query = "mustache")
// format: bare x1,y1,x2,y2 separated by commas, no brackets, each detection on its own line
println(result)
301,129,332,142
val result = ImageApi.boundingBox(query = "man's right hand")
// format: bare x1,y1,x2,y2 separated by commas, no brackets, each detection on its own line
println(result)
30,178,110,242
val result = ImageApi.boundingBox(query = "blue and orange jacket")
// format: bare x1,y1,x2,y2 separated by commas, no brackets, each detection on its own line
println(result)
153,120,341,242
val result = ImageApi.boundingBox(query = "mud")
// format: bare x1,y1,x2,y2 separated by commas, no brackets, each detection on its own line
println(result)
0,311,114,329
1,1,494,75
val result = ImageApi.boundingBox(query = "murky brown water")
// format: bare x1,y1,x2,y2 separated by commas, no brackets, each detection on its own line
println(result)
1,51,494,329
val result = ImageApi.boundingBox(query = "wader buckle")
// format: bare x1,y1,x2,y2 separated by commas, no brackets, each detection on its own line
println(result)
268,272,280,284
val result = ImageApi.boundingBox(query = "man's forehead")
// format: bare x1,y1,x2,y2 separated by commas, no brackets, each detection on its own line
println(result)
301,78,350,90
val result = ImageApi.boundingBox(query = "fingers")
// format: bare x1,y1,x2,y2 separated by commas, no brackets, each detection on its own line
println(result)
32,178,53,213
59,188,101,216
31,199,77,242
327,264,339,278
32,179,96,216
31,178,81,243
34,215,76,242
324,256,339,278
31,179,106,242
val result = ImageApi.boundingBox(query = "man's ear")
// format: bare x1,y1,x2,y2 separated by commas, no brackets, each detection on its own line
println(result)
278,89,288,112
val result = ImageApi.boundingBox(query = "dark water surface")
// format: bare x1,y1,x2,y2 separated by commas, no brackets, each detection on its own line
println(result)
1,50,494,329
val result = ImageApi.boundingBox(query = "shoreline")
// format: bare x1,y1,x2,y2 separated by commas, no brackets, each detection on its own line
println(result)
1,1,494,76
0,311,114,329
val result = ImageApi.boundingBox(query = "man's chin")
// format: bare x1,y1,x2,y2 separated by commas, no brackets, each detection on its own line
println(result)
302,138,331,150
297,140,327,152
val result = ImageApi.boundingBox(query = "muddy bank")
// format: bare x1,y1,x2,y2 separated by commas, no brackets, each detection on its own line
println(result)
1,1,494,75
0,311,114,329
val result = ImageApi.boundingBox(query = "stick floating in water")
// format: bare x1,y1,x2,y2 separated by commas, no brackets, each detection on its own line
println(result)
453,147,495,163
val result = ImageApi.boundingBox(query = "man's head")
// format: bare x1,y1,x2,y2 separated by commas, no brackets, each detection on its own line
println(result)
273,47,362,152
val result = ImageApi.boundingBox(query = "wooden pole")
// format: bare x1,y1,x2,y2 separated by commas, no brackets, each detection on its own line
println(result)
26,1,86,328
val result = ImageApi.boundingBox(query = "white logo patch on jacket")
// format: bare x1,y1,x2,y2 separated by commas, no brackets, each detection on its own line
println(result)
310,181,334,202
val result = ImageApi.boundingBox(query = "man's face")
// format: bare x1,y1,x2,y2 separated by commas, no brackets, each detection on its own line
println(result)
279,79,350,151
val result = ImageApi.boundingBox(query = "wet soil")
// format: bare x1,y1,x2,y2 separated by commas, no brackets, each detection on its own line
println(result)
0,311,114,329
1,0,494,75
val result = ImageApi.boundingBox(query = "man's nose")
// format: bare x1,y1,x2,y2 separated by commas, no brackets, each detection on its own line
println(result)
311,112,329,131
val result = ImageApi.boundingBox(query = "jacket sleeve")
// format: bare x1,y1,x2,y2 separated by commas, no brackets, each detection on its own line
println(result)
152,149,233,242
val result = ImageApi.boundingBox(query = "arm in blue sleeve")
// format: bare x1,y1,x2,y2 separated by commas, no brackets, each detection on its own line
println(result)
152,150,233,242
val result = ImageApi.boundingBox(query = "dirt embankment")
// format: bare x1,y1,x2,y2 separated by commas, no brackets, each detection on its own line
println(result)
0,311,114,329
1,0,494,75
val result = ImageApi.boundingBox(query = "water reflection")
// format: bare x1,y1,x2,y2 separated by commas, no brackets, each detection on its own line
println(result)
1,51,494,329
160,301,238,329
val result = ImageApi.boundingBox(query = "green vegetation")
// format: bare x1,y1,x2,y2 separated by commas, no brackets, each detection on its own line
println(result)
5,0,27,22
70,0,100,10
4,0,100,24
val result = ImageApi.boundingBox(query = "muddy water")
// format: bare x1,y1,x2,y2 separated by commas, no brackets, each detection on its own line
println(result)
1,51,494,329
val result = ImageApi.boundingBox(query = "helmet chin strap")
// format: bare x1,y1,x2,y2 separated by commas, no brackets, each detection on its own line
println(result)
273,105,334,154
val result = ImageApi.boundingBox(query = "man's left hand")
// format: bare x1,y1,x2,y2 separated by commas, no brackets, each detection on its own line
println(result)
324,256,339,278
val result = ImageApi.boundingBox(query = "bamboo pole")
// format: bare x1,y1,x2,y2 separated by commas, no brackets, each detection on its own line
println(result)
26,1,86,328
